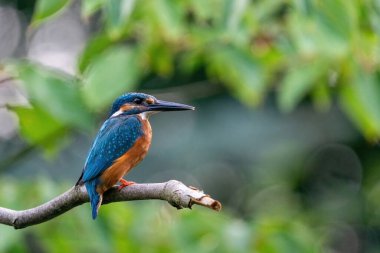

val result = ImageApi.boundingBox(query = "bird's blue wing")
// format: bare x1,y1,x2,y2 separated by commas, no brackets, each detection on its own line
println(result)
81,115,143,182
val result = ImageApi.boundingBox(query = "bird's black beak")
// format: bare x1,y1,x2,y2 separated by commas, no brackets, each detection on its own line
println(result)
148,100,195,112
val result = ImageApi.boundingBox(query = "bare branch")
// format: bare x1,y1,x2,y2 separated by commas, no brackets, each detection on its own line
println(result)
0,180,222,229
0,76,14,85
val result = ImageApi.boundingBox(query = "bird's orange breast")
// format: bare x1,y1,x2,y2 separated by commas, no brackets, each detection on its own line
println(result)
97,117,152,194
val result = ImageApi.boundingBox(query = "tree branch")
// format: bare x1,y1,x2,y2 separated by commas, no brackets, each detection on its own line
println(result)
0,180,222,229
0,76,14,85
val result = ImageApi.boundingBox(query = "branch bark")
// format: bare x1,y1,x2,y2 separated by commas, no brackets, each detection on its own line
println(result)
0,180,222,229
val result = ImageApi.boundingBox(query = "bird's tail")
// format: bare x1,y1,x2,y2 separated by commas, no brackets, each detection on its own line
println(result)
84,179,103,219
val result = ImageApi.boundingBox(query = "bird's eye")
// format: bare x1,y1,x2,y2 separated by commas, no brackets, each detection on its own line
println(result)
133,98,143,104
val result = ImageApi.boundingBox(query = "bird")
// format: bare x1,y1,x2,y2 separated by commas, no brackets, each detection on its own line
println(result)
76,92,194,219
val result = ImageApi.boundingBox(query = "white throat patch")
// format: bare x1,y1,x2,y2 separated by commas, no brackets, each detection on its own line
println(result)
111,109,124,118
140,111,157,120
111,109,158,119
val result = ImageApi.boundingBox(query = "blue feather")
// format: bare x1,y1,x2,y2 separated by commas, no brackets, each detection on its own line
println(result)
82,115,144,182
85,179,101,219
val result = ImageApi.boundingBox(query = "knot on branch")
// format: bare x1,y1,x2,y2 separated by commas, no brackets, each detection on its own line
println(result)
163,180,222,211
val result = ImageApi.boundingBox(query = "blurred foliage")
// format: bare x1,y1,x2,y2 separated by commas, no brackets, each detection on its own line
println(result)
2,0,380,153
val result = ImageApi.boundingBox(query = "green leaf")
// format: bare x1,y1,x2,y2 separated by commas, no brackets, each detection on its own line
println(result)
147,0,183,40
289,0,358,58
179,50,204,74
187,0,224,24
222,0,249,31
207,45,266,106
279,59,328,112
252,0,288,22
314,0,358,41
105,0,136,38
147,42,174,76
82,46,140,110
312,81,331,112
340,66,380,140
9,62,93,129
82,0,106,17
78,34,114,74
11,105,66,155
33,0,71,24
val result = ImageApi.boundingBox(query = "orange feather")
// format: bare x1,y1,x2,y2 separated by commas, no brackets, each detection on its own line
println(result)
97,117,152,194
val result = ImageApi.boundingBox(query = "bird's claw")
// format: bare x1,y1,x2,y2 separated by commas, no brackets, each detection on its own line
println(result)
118,179,136,190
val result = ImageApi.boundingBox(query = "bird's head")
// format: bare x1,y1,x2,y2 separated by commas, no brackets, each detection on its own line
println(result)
109,92,195,118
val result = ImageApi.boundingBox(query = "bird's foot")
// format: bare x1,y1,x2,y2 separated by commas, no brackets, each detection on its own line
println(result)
118,178,136,190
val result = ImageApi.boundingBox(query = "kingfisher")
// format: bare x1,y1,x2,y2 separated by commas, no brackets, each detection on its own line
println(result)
76,92,194,219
